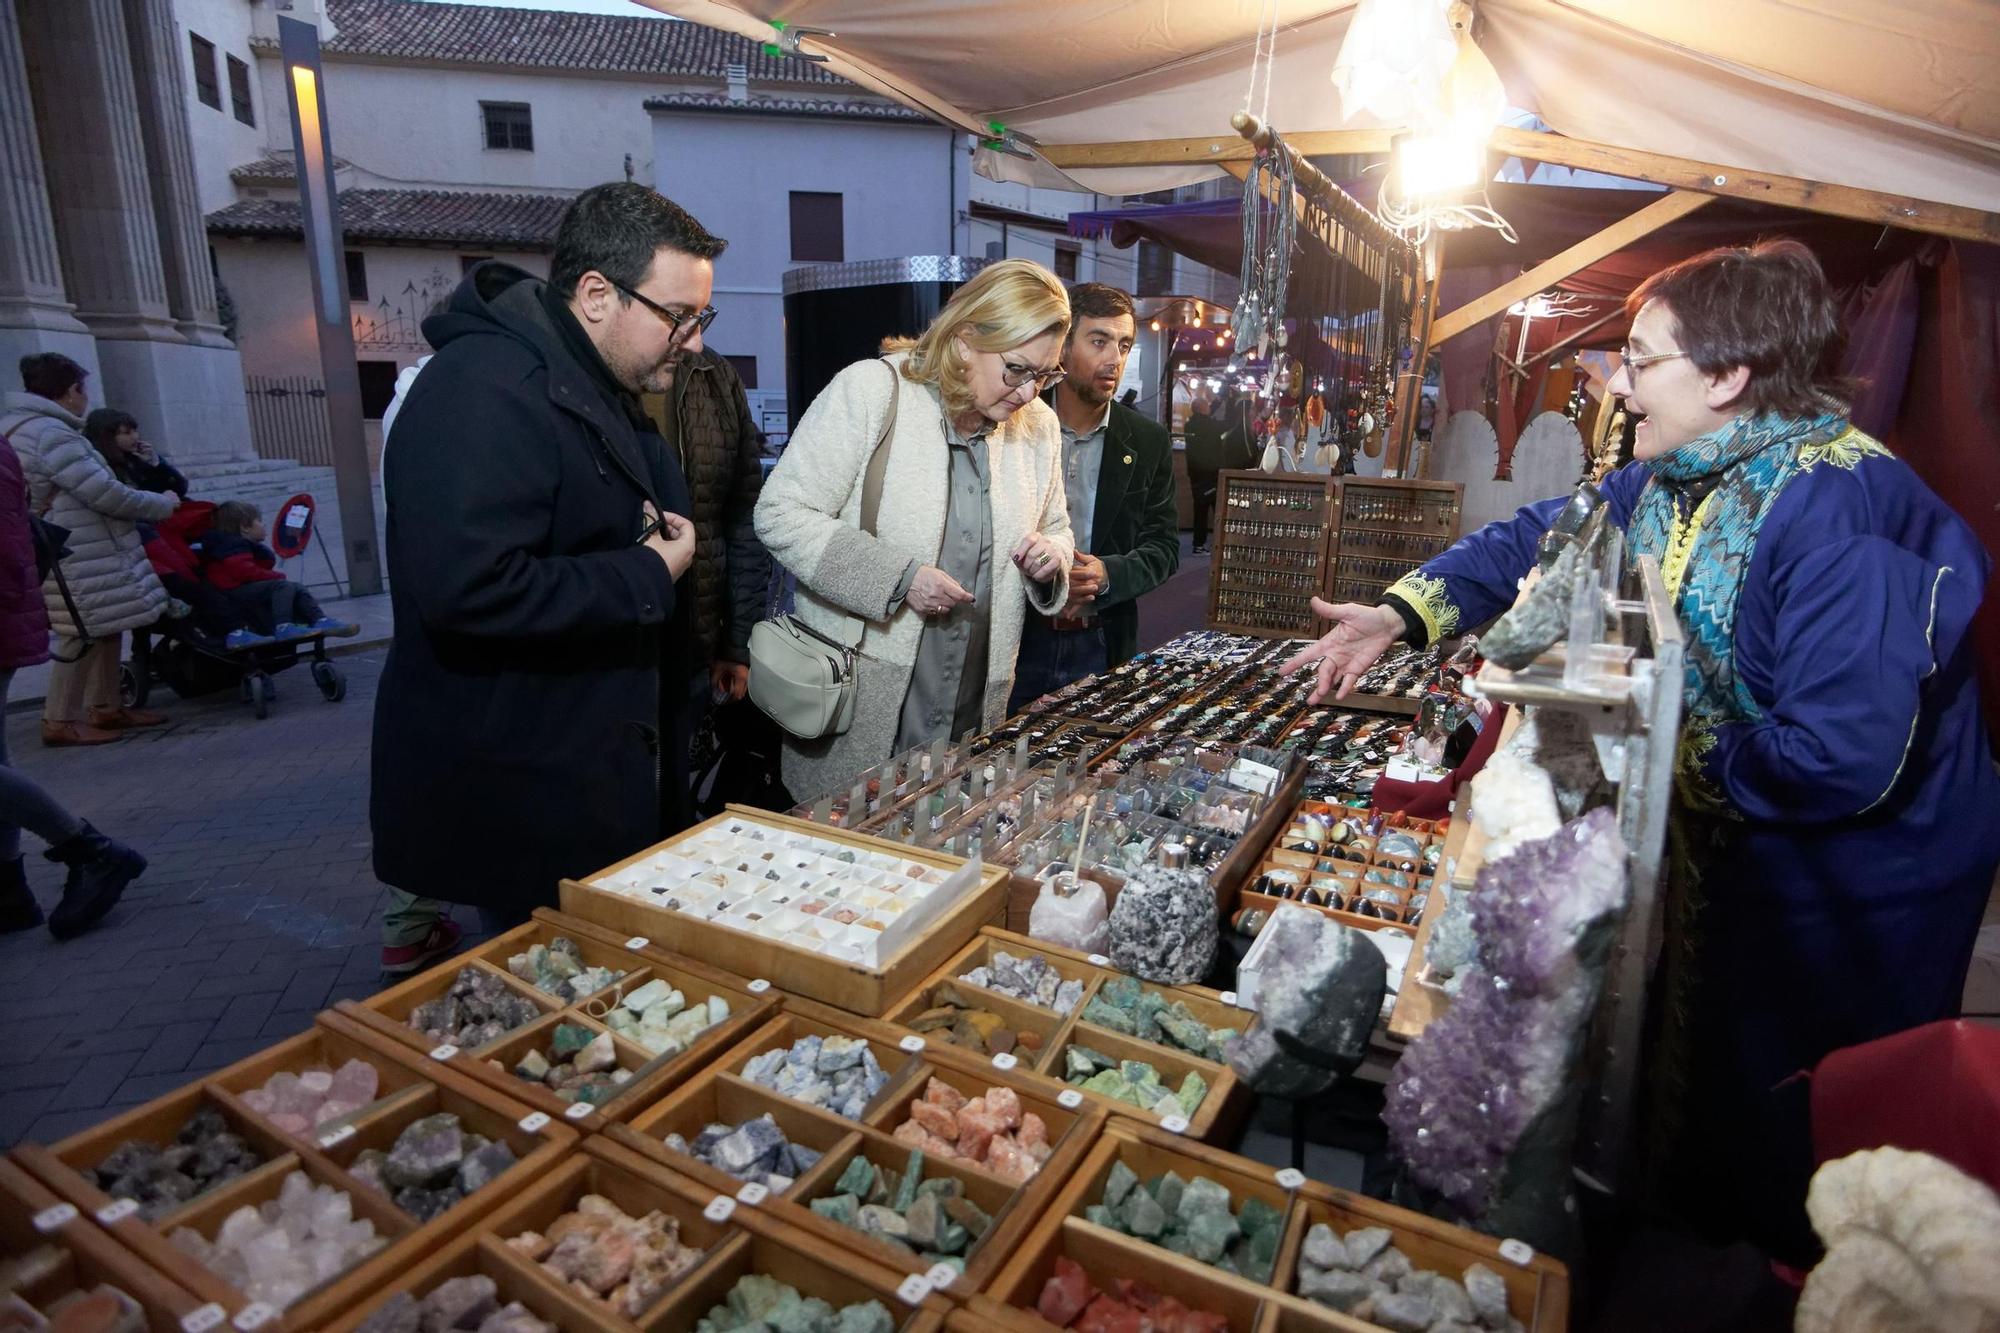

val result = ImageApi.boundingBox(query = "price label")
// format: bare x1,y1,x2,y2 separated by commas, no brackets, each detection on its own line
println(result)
895,1275,932,1306
990,1051,1018,1071
1498,1238,1536,1267
32,1203,78,1232
1057,1089,1084,1110
1274,1168,1306,1191
231,1303,277,1332
564,1101,594,1121
735,1181,769,1206
1220,990,1242,1008
747,978,772,994
317,1124,356,1149
923,1263,959,1293
429,1044,459,1062
703,1196,737,1223
180,1305,227,1333
1086,954,1111,968
1159,1114,1190,1135
518,1112,551,1134
898,1035,926,1053
625,936,650,950
95,1198,140,1225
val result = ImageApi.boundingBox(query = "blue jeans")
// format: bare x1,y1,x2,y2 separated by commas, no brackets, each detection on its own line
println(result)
1007,616,1108,715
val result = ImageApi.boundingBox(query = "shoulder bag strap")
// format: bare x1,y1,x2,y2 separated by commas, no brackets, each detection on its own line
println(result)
857,356,899,536
3,424,95,661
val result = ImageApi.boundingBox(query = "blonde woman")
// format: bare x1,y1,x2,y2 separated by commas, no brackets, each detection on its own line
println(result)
756,259,1074,801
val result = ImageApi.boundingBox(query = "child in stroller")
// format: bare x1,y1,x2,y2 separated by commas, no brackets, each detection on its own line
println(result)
198,501,357,646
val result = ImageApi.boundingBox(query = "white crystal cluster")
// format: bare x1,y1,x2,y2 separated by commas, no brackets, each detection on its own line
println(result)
170,1172,385,1308
601,978,732,1056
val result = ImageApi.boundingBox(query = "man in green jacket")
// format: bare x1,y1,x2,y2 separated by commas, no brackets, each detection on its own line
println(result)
1007,283,1178,713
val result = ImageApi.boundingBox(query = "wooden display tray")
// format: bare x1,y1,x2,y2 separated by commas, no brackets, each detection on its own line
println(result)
0,1156,208,1333
337,911,771,1127
559,806,1011,1017
1239,803,1447,939
612,1005,1104,1213
879,930,1251,1144
13,1012,574,1332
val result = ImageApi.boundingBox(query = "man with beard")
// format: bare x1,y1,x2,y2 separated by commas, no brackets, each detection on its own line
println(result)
1007,283,1178,712
371,183,712,946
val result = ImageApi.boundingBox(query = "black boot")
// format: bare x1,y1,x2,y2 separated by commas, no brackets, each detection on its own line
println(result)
43,823,146,941
0,857,43,932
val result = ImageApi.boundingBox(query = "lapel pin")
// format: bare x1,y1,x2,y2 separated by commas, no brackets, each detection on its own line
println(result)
1123,454,1132,464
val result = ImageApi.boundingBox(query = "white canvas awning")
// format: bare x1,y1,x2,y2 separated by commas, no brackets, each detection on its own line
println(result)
631,0,2000,223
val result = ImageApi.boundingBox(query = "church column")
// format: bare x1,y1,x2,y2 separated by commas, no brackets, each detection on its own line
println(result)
0,0,89,340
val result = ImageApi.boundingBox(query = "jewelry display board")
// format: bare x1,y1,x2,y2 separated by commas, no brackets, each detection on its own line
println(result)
1328,478,1464,606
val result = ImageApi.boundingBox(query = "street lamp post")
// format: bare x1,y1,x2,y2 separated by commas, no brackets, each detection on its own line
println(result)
278,15,382,596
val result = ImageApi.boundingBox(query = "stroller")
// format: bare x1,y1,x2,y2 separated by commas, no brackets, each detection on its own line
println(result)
124,500,346,719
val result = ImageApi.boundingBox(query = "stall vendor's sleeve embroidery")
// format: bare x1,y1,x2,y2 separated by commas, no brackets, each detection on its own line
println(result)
1676,719,1733,817
1797,426,1891,472
1384,573,1461,645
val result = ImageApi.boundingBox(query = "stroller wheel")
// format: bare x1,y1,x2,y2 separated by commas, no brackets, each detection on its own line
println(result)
245,673,270,720
120,661,149,710
311,660,346,702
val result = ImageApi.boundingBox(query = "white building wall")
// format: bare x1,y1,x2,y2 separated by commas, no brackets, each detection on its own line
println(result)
174,0,273,214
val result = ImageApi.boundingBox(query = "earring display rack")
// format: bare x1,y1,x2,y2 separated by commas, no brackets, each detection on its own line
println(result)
1205,472,1465,639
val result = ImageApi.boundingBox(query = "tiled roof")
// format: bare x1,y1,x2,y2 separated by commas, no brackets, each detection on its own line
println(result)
206,188,571,249
229,153,349,184
643,92,933,124
262,0,845,85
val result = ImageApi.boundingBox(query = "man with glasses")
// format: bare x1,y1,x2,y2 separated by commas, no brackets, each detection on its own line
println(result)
371,182,719,954
1006,283,1179,712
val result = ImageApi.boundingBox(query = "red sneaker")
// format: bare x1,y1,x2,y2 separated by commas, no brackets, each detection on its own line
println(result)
379,918,464,976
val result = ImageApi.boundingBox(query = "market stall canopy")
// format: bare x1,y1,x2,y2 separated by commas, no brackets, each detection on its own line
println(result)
630,0,2000,219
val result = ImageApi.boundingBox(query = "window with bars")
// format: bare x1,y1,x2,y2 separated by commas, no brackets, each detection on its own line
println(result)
190,34,220,110
226,55,253,125
481,102,533,152
789,191,844,263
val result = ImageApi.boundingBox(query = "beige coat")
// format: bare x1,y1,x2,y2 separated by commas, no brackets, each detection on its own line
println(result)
754,354,1073,802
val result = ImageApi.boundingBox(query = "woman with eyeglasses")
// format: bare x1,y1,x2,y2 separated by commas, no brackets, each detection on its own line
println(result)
755,259,1074,802
1283,240,1999,1263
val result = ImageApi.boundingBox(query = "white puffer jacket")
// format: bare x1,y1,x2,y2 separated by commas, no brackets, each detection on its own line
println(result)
0,392,173,638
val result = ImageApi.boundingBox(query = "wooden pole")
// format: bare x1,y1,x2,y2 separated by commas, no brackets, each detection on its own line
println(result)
1389,232,1445,477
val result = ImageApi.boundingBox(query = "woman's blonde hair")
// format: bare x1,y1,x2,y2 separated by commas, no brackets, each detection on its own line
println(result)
882,259,1070,418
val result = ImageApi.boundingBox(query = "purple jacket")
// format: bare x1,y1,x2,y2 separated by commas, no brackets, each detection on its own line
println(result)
0,432,50,671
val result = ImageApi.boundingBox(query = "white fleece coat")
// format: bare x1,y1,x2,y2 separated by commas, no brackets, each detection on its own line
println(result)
754,353,1073,802
0,393,173,638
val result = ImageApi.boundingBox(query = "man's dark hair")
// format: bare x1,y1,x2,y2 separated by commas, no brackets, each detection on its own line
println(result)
20,353,87,401
83,408,138,453
1628,238,1853,418
212,500,260,536
549,183,727,300
1066,283,1136,326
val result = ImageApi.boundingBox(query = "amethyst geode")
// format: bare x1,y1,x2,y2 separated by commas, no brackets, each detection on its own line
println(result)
1383,807,1627,1243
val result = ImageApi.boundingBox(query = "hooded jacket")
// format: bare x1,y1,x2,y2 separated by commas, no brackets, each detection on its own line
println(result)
369,262,693,914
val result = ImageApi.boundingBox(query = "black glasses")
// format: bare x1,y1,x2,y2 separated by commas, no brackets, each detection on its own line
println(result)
1000,356,1066,391
610,279,717,344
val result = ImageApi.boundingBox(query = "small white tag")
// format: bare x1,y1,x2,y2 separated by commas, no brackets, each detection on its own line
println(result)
429,1043,459,1061
625,936,650,950
1086,953,1111,967
990,1051,1018,1071
703,1195,737,1223
1159,1114,1190,1135
318,1124,356,1148
1498,1238,1535,1267
1274,1168,1306,1191
734,1181,769,1206
180,1304,227,1333
895,1274,931,1306
748,978,772,994
1220,990,1241,1007
1057,1089,1084,1109
923,1263,958,1292
898,1035,926,1053
32,1203,77,1232
231,1303,277,1332
518,1111,551,1134
564,1101,594,1120
95,1198,140,1225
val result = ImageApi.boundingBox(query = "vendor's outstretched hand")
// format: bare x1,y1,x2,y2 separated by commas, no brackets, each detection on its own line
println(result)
1280,599,1403,703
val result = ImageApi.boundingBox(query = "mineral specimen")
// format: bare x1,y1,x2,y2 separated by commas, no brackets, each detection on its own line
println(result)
406,969,544,1049
601,981,731,1058
1293,1223,1522,1332
664,1113,824,1190
1084,1168,1281,1279
349,1114,518,1221
1105,852,1218,984
1383,808,1627,1245
167,1171,386,1309
1466,751,1562,862
808,1148,988,1268
88,1105,265,1222
693,1276,893,1333
1081,975,1236,1060
355,1278,556,1333
740,1035,888,1120
1060,1045,1207,1118
1034,1256,1228,1331
504,937,623,1005
494,1025,633,1106
1226,905,1387,1100
1027,875,1110,954
958,951,1086,1014
889,1078,1053,1183
1477,525,1594,670
905,982,1045,1058
239,1060,380,1138
504,1194,704,1318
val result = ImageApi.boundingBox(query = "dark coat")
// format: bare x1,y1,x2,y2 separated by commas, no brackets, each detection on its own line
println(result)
370,263,689,914
1088,402,1180,667
0,434,49,672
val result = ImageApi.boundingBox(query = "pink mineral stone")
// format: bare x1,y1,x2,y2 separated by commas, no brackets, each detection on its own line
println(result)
985,1137,1039,1183
269,1112,311,1135
240,1088,277,1115
985,1086,1023,1131
922,1078,966,1114
1018,1111,1049,1149
298,1069,335,1098
909,1100,958,1141
330,1059,379,1107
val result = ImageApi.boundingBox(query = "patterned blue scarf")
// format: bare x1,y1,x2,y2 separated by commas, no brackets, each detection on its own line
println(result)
1626,408,1849,809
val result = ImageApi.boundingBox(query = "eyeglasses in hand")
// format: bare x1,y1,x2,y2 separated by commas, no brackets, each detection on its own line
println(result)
610,279,718,344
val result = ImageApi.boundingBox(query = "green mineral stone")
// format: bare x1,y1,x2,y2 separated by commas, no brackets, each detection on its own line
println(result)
1204,1029,1239,1062
1133,990,1170,1040
1080,1070,1137,1104
1102,1159,1140,1208
834,1156,876,1199
905,1192,944,1249
1153,1171,1186,1215
833,1301,895,1333
1184,1206,1241,1263
1065,1046,1114,1080
1177,1175,1234,1221
726,1274,794,1324
1119,1059,1160,1088
1121,1185,1168,1239
769,1295,836,1333
916,1176,961,1200
1155,1005,1215,1055
854,1204,908,1238
549,1023,595,1058
1084,1204,1120,1230
810,1193,860,1227
1175,1071,1208,1115
1082,996,1138,1035
1161,1230,1196,1258
936,1221,969,1254
943,1194,991,1240
891,1151,923,1211
1239,1196,1284,1246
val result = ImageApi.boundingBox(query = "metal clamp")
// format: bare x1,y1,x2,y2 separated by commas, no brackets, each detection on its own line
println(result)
765,21,834,63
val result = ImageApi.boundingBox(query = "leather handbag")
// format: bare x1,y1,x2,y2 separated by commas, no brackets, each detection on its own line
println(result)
748,360,899,739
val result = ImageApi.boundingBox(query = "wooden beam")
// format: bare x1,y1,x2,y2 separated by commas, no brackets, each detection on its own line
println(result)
1041,130,1393,170
1429,190,1715,346
1390,232,1444,476
1490,126,2000,245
